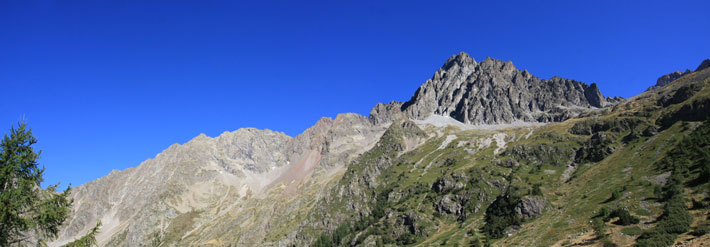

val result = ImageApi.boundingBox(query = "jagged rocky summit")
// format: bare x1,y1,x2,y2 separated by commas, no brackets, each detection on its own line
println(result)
372,52,622,125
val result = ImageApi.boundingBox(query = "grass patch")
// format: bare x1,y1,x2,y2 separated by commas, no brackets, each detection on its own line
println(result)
621,226,644,236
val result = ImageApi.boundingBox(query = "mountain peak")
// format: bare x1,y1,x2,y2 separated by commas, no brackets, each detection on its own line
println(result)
442,52,476,70
696,59,710,72
398,53,618,125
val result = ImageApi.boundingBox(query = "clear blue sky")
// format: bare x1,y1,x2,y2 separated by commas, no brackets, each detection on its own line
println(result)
1,0,709,188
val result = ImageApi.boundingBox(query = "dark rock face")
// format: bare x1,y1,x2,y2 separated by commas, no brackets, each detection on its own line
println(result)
584,83,605,108
647,70,692,91
398,52,618,125
696,59,710,72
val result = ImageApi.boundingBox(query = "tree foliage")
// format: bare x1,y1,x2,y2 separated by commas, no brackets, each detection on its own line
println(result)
481,193,522,239
0,122,72,246
62,221,101,247
634,120,710,247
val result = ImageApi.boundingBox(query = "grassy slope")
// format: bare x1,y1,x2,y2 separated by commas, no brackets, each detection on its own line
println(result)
302,68,710,247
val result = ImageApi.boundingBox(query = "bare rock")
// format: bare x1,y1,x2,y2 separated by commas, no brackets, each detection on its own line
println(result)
400,52,619,125
648,70,692,91
514,196,548,220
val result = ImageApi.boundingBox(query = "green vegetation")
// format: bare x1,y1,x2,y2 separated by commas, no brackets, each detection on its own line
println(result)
635,120,710,246
591,218,616,247
162,210,200,244
0,122,72,246
598,208,640,226
691,220,710,236
621,226,643,236
301,74,710,247
481,192,522,239
63,222,101,247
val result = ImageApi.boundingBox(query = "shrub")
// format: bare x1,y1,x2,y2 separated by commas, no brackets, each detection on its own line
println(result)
482,193,522,239
607,190,621,202
611,208,640,225
691,221,710,236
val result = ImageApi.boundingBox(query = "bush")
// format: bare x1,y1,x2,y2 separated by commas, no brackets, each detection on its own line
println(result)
635,229,676,247
591,218,607,240
531,184,543,196
610,208,639,225
691,221,710,236
607,190,621,202
482,193,522,239
657,197,692,234
596,207,611,220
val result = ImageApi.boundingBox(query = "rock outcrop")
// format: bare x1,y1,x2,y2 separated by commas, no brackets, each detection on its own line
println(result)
647,70,692,91
646,59,710,92
514,196,548,220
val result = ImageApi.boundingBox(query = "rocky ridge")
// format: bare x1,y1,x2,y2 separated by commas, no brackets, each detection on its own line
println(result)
52,52,639,247
647,59,710,91
52,113,387,246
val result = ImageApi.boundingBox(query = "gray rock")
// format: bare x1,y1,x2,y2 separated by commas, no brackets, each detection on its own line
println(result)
369,101,405,125
495,158,519,168
436,194,462,215
514,196,548,220
398,52,618,125
432,176,456,193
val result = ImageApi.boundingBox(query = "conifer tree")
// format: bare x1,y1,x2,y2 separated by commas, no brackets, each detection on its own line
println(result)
0,121,72,246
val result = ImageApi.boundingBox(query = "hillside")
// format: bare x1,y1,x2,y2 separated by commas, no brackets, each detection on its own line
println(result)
51,53,710,247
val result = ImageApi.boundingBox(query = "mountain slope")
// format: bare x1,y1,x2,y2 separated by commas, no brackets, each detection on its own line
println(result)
51,53,710,247
280,59,710,247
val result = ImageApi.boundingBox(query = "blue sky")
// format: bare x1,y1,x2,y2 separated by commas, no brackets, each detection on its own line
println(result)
1,0,709,188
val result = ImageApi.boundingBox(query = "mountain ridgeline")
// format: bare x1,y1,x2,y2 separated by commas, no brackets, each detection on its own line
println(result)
51,53,710,247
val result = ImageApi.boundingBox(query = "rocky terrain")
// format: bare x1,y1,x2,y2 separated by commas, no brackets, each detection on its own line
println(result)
51,53,710,247
396,52,623,125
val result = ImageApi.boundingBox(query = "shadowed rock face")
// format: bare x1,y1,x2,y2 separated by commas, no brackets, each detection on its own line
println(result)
696,59,710,72
648,70,692,91
397,52,619,125
646,59,710,92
